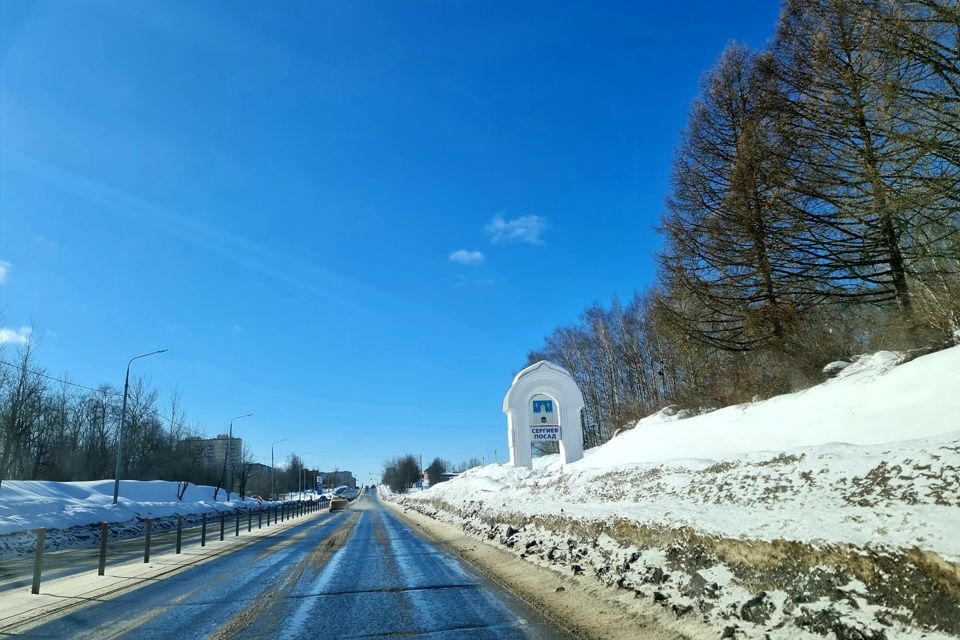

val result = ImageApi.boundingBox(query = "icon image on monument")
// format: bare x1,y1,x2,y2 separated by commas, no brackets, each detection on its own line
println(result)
532,399,553,414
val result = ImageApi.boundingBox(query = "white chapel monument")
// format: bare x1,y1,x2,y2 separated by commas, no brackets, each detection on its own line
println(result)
503,360,585,468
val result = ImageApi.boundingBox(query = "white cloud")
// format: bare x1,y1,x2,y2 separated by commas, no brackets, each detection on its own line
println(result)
0,260,11,284
448,249,486,265
484,215,548,245
0,326,32,345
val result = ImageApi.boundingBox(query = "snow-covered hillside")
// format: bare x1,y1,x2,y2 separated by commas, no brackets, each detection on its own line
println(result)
581,347,959,468
394,346,960,639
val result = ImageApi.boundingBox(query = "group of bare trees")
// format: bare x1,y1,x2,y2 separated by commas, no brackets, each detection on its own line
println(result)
0,343,189,489
381,454,420,494
532,0,960,442
0,342,309,498
381,455,481,493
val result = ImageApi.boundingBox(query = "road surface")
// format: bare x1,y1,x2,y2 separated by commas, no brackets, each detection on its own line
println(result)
18,492,570,639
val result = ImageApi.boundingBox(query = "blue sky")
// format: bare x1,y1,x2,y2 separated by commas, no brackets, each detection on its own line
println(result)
0,1,780,483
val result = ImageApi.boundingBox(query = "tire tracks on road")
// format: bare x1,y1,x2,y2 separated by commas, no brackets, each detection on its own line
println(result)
211,511,361,640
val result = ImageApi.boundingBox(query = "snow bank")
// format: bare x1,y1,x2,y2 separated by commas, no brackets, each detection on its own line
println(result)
580,346,959,469
0,479,270,536
395,347,960,638
405,346,960,558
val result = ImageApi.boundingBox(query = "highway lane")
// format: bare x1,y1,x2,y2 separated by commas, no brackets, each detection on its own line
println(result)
18,492,570,639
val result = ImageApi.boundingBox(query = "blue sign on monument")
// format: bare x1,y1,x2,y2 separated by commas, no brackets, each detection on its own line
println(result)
532,399,553,414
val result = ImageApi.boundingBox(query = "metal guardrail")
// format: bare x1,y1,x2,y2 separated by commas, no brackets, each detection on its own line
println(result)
30,496,331,595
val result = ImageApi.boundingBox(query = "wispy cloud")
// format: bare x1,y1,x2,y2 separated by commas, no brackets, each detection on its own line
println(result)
1,149,386,320
32,234,58,251
455,275,496,288
0,326,32,345
448,249,485,265
484,214,548,245
0,260,11,284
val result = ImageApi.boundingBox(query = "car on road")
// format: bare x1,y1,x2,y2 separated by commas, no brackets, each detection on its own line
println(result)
329,497,348,512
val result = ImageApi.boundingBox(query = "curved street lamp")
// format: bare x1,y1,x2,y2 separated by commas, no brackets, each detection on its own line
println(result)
226,413,253,501
112,349,167,504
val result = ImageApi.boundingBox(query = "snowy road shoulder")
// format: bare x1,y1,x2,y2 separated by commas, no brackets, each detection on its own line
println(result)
0,504,331,636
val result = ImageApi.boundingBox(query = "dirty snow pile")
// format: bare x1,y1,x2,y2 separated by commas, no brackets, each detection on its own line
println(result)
393,347,960,638
407,346,960,560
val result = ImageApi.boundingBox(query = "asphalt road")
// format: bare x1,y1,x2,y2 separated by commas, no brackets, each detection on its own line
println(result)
18,492,570,639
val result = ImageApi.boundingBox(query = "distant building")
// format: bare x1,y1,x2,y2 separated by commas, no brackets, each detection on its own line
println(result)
245,462,272,478
184,434,242,470
317,470,356,489
421,471,459,488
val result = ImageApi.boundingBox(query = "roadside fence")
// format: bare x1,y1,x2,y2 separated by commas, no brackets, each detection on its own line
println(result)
29,495,330,595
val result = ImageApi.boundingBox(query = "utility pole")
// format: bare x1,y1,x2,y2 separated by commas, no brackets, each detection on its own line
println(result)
113,349,167,504
298,452,312,500
271,438,286,501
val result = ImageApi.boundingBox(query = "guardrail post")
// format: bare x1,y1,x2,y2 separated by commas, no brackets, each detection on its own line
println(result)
235,510,240,537
258,507,262,529
247,509,252,532
98,522,108,575
144,519,152,563
201,513,207,546
176,516,183,554
219,512,225,541
31,528,45,594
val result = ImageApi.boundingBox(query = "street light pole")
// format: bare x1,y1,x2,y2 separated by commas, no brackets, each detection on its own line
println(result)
226,413,253,501
112,349,167,504
271,438,286,501
299,451,312,500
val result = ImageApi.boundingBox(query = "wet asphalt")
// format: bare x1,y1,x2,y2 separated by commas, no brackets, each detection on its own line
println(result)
18,492,570,639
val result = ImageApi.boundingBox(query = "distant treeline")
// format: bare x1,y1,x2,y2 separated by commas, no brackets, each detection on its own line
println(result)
380,455,480,493
0,344,310,497
530,0,960,446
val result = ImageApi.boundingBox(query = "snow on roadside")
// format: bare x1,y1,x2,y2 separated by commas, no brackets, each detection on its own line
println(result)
392,346,960,638
0,479,285,558
417,433,960,560
408,345,960,560
0,479,270,536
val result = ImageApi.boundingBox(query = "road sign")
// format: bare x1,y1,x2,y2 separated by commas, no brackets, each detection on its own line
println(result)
415,482,423,489
530,426,560,441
